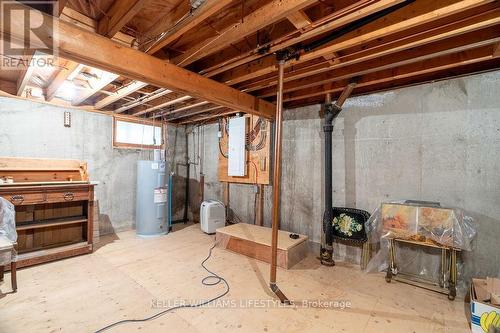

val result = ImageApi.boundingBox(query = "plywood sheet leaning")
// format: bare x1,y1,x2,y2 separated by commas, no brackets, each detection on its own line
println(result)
215,223,308,269
218,114,271,184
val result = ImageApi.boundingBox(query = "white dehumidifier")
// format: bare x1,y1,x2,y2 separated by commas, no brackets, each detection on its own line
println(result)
200,200,226,234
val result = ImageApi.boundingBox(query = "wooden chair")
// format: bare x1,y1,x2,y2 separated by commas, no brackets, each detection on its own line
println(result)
0,236,17,292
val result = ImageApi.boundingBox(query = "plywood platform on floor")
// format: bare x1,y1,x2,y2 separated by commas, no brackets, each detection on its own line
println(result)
215,223,308,269
0,224,471,333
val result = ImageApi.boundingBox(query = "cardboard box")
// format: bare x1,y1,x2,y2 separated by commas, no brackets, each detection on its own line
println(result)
471,278,500,333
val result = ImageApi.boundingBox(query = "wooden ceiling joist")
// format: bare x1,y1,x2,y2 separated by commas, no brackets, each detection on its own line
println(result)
16,50,36,96
284,58,500,109
201,0,406,78
282,44,500,103
216,0,496,86
144,0,234,55
172,0,318,66
94,80,147,109
114,88,172,113
44,60,81,101
255,26,500,98
60,7,135,47
165,105,226,121
170,100,209,113
57,0,68,17
72,70,119,106
132,95,192,117
298,0,496,64
152,100,210,119
0,80,17,96
287,10,312,30
178,109,236,125
494,42,500,56
1,3,275,119
97,0,147,38
239,9,500,93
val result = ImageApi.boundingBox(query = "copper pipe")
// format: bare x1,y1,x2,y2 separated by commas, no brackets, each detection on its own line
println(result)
269,59,290,304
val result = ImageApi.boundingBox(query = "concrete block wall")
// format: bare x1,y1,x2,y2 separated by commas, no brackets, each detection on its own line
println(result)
186,71,500,280
0,97,187,233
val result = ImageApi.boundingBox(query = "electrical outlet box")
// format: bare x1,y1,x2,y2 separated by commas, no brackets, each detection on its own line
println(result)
64,111,71,127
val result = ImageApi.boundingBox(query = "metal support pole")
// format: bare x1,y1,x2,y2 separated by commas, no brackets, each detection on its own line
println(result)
269,58,290,304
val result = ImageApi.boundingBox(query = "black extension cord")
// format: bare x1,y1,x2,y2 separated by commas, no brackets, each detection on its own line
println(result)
93,242,229,333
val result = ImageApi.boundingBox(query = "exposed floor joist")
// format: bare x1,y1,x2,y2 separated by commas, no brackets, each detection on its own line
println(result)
172,0,317,66
114,88,172,114
44,61,81,101
284,58,500,109
282,45,500,102
216,0,495,85
1,3,275,119
166,105,226,121
201,0,406,78
97,0,148,38
16,50,36,96
255,26,500,98
132,95,192,117
238,8,500,93
94,81,147,109
72,69,119,106
152,100,210,119
143,0,235,55
287,10,312,30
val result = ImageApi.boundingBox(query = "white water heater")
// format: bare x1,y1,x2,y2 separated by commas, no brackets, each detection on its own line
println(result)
200,200,226,234
136,160,169,237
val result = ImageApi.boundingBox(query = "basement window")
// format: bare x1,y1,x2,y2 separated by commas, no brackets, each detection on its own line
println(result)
112,117,164,149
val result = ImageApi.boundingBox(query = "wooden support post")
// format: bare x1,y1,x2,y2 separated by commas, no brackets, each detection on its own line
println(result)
269,59,290,304
11,261,17,292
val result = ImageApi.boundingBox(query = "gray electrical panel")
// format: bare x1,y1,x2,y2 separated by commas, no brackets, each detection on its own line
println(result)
136,160,169,237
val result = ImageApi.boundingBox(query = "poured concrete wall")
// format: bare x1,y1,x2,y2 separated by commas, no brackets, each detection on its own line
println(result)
187,71,500,279
0,97,187,232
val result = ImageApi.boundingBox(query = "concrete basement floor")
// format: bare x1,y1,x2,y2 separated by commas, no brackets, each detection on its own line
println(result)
0,224,471,333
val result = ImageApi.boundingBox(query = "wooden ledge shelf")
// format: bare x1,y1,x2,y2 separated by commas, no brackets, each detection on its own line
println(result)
16,216,87,231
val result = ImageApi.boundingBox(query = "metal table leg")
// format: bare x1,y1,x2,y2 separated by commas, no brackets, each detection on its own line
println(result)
386,238,398,283
440,248,446,288
448,249,457,300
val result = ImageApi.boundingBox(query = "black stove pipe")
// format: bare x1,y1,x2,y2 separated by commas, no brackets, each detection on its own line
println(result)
320,83,357,266
320,102,342,266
